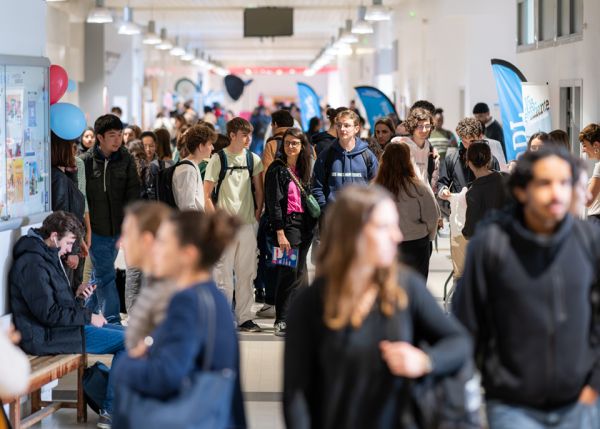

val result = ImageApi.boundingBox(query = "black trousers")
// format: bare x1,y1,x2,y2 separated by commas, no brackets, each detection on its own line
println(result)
399,235,432,281
274,212,314,323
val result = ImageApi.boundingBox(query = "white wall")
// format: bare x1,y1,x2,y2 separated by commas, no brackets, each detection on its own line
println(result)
341,0,600,134
0,0,48,315
105,31,144,126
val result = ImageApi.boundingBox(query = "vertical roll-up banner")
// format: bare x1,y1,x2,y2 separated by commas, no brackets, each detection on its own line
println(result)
522,83,552,138
491,59,528,161
296,82,321,132
354,86,397,131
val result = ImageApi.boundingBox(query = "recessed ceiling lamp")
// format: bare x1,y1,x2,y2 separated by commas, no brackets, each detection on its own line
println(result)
365,0,391,21
352,6,374,34
155,28,173,50
86,0,113,24
143,20,162,45
118,6,140,35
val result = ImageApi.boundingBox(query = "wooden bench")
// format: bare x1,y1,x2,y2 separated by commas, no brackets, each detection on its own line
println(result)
2,354,87,429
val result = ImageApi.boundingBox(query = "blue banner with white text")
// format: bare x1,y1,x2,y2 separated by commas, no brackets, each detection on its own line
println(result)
491,59,528,161
354,86,396,131
296,83,321,132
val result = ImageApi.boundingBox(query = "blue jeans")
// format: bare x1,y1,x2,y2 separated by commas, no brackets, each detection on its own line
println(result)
88,233,121,323
85,324,125,414
487,399,600,429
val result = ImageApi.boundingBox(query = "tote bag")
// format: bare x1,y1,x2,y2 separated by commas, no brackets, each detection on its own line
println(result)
114,287,235,429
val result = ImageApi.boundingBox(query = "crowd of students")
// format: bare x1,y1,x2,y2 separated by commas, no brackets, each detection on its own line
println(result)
3,99,600,429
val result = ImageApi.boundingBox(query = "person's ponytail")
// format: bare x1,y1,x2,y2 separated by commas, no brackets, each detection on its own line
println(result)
169,210,240,270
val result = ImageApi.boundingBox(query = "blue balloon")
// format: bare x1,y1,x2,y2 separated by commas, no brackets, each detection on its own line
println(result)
50,102,86,140
67,79,77,93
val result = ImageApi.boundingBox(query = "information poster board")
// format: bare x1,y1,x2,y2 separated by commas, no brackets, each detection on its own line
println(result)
0,56,50,228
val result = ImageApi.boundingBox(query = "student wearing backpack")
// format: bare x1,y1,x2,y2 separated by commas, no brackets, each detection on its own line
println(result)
204,117,265,332
172,124,216,211
453,147,600,428
393,107,440,189
311,110,379,211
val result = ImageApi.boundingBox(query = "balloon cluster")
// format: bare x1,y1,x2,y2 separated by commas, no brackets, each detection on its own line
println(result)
49,65,86,140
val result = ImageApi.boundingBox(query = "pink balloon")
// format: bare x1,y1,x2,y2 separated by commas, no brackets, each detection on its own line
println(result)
49,65,68,105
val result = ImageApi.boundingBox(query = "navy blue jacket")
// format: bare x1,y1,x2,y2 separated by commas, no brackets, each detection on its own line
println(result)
9,229,91,355
311,138,379,209
115,281,246,428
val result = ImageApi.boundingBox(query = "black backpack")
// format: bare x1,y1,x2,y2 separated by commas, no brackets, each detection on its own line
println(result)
155,160,196,208
211,149,256,207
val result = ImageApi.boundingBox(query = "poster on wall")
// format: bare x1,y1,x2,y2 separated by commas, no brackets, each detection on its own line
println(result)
522,83,552,139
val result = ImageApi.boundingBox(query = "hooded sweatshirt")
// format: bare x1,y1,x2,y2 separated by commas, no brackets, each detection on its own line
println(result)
9,229,91,355
311,138,379,209
453,210,600,410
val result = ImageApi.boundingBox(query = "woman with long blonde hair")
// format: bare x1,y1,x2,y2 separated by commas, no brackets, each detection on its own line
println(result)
284,185,469,429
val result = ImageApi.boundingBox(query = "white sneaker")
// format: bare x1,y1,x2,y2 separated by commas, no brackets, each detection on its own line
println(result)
256,304,275,318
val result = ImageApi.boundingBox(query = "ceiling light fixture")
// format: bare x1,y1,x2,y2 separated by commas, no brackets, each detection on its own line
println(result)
352,6,374,34
86,0,113,24
169,37,186,56
365,0,391,21
118,6,140,35
143,20,162,45
155,28,173,50
340,20,359,44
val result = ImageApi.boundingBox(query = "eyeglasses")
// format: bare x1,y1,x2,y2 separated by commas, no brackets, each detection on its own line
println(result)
284,140,302,148
417,124,433,132
337,123,356,129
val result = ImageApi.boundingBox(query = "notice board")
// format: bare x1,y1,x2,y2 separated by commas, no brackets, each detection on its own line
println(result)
0,55,51,231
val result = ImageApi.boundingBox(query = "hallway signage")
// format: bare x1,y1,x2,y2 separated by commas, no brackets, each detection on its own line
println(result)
296,82,321,131
354,86,396,132
522,83,552,139
490,59,528,161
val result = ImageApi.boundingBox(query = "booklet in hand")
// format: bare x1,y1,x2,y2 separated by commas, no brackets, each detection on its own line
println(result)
271,246,299,268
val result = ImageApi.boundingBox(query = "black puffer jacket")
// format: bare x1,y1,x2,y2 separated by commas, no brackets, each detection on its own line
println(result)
81,145,140,236
9,229,91,355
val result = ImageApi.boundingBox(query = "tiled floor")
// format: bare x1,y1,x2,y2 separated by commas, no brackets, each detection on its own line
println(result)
25,237,452,429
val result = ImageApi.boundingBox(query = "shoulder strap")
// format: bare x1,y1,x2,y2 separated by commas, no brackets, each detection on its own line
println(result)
287,166,308,196
214,150,228,202
196,286,216,372
246,149,254,177
361,150,373,178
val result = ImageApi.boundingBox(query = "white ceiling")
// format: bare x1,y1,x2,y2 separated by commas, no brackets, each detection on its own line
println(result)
101,0,403,67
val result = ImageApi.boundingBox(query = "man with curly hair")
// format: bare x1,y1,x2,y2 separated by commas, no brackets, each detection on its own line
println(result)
438,117,500,281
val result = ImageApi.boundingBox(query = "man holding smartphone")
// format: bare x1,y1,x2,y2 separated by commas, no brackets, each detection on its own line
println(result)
9,211,124,429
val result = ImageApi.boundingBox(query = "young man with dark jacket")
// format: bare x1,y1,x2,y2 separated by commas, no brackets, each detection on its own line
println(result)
311,110,378,211
453,147,600,428
9,211,125,429
81,114,140,324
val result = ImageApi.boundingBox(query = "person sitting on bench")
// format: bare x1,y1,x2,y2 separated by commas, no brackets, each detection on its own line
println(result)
9,211,124,429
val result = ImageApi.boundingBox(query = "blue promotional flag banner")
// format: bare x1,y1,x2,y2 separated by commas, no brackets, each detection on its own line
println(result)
296,82,321,132
490,59,528,161
354,86,397,131
522,83,552,139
